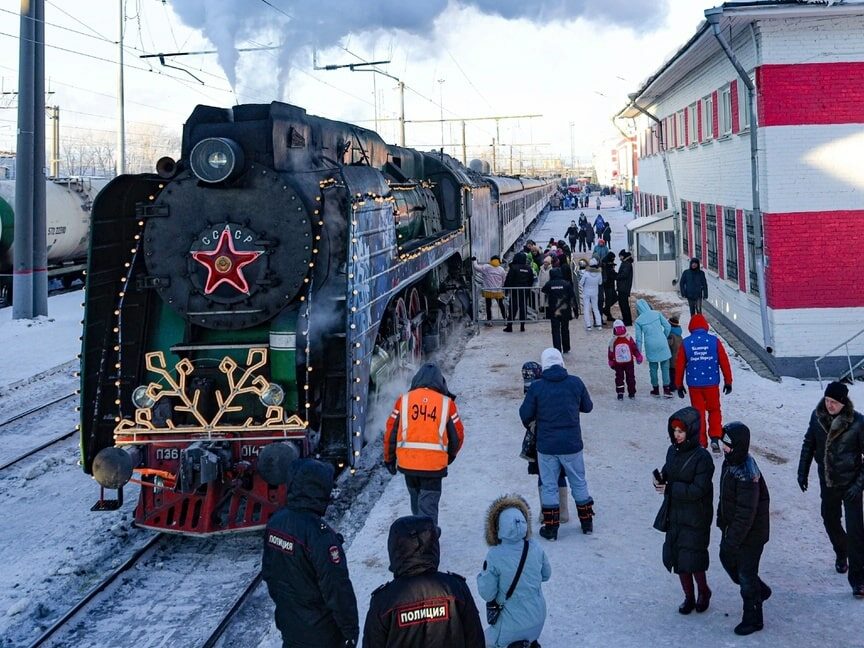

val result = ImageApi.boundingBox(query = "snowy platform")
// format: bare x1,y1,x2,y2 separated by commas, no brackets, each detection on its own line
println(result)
265,198,859,647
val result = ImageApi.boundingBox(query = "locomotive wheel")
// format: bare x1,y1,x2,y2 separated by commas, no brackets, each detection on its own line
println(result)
407,288,425,365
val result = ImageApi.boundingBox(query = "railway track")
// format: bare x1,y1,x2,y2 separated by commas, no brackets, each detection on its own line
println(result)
25,533,164,648
0,392,77,472
0,392,76,427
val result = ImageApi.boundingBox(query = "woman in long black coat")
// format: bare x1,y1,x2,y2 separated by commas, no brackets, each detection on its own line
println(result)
654,406,715,614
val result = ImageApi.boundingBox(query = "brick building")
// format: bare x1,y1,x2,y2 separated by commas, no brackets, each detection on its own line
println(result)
616,0,864,378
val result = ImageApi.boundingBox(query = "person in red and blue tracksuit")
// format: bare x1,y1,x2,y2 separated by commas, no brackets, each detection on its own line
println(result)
675,314,733,452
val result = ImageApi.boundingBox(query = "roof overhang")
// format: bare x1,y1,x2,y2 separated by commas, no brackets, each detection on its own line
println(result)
626,209,675,231
615,1,864,120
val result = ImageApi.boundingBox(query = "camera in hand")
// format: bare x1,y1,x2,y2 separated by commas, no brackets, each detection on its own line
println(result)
653,468,665,484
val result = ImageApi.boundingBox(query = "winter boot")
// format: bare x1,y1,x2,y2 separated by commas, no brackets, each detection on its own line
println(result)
557,488,570,523
694,572,711,612
733,600,763,636
576,499,594,535
759,579,772,602
836,554,849,574
503,325,513,333
539,506,559,541
650,386,660,397
678,572,696,615
663,385,674,398
617,393,624,401
520,323,525,332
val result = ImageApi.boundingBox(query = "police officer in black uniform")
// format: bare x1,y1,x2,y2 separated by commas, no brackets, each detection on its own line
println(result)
362,515,484,647
262,458,359,648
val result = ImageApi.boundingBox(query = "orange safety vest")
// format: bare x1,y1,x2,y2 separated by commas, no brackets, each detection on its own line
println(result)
395,388,451,473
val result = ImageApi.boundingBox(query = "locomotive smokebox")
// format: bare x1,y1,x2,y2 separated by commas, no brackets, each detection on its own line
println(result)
92,446,141,489
257,442,300,486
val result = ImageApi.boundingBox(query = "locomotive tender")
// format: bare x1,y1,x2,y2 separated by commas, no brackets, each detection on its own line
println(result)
80,101,553,534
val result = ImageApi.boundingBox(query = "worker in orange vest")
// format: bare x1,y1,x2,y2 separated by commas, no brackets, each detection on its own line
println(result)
384,363,465,525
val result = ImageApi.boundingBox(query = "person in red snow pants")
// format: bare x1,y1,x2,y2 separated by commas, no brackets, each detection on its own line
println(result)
675,314,733,450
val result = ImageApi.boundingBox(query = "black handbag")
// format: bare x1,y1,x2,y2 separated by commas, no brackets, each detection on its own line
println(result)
652,496,670,532
520,424,537,462
486,540,530,626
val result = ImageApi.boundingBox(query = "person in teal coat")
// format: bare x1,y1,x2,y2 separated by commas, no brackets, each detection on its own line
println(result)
477,495,551,648
634,298,673,397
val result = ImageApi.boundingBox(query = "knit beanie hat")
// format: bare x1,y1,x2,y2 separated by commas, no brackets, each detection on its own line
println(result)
589,258,598,267
670,418,686,431
541,347,565,370
669,316,679,326
824,381,849,404
612,319,626,335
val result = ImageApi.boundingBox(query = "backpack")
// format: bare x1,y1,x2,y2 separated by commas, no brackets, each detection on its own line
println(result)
613,338,633,364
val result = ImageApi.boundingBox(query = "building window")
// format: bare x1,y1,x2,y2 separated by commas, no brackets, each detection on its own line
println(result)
676,110,685,148
738,76,753,130
694,207,702,261
681,200,689,254
720,86,732,136
745,210,761,295
724,207,738,281
706,205,718,271
688,104,698,143
702,95,714,140
637,231,676,262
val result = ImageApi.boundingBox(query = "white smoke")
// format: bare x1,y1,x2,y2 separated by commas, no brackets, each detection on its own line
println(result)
171,0,668,92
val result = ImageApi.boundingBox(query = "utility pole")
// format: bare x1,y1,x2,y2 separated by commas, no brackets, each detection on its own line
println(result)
494,119,501,174
569,122,575,177
398,80,405,146
461,121,466,165
491,138,496,173
49,105,59,177
14,0,47,318
437,78,445,152
117,0,126,175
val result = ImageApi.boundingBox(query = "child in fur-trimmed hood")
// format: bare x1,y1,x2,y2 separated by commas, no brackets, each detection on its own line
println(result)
477,494,551,648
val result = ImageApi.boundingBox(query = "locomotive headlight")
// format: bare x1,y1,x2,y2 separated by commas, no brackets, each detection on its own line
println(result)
260,383,285,407
190,137,244,184
132,385,155,409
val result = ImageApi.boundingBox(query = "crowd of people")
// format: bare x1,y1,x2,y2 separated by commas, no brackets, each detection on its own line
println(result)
258,193,864,646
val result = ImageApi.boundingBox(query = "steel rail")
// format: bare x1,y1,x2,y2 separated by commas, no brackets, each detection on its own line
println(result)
26,533,163,648
0,392,76,427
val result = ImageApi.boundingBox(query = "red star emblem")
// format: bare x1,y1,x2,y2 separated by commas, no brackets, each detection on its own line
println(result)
191,226,262,294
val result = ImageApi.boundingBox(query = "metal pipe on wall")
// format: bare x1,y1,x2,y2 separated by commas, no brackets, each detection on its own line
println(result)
705,8,774,353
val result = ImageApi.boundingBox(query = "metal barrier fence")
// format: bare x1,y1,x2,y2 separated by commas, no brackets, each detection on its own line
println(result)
472,284,546,325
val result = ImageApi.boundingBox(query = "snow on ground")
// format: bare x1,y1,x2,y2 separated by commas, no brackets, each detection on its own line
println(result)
253,196,861,648
0,290,82,388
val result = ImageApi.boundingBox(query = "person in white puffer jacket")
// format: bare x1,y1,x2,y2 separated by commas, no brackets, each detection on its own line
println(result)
579,259,603,330
473,256,507,325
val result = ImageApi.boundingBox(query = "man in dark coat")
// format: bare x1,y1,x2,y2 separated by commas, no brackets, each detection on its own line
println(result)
717,422,771,636
262,459,359,648
615,250,634,326
601,252,618,323
362,516,484,647
542,267,576,354
503,252,534,333
679,257,708,316
520,348,594,540
601,223,612,248
798,381,864,596
565,221,580,251
656,407,714,614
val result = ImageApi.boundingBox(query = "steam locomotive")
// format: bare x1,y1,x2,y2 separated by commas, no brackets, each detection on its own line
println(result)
80,101,553,534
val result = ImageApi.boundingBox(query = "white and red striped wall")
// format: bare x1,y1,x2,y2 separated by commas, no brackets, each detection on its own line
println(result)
630,14,864,376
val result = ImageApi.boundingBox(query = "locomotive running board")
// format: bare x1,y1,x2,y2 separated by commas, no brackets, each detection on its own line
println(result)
91,485,124,511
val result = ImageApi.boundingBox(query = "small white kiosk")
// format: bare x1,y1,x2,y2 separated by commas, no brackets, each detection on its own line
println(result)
625,209,677,292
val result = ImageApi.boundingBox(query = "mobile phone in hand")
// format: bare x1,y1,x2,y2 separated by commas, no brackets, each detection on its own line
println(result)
653,468,665,484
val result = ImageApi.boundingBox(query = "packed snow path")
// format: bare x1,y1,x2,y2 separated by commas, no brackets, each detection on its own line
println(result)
257,196,860,647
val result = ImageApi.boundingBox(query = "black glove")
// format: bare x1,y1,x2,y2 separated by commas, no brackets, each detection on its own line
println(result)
710,439,721,455
343,640,357,647
677,387,686,399
385,462,397,475
723,383,733,395
798,475,808,492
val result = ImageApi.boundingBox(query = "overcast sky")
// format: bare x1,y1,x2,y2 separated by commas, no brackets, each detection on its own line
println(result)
0,0,709,170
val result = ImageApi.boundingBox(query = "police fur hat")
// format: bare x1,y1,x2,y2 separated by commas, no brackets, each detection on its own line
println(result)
484,494,532,546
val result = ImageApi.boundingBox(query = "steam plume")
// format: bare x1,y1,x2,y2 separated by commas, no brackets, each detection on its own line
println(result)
171,0,667,92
